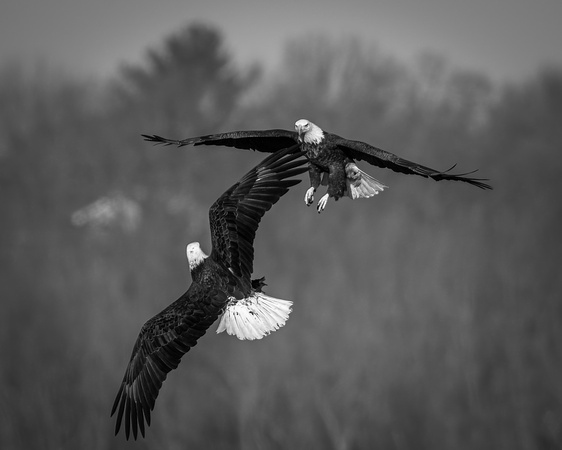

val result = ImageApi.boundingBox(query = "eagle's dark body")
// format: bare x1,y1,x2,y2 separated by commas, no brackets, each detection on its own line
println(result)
299,137,353,201
143,119,491,212
111,145,307,440
190,255,237,296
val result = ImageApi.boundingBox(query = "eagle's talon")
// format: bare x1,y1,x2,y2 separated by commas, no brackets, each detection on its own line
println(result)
317,193,329,213
304,187,315,206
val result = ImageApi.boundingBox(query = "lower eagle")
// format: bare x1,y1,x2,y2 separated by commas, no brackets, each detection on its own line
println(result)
143,119,492,213
111,145,307,440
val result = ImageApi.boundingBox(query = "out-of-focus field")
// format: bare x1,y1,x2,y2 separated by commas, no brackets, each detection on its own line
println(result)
1,24,561,449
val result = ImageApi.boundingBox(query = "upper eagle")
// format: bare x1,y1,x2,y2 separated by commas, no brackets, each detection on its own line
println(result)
111,145,307,440
143,119,492,212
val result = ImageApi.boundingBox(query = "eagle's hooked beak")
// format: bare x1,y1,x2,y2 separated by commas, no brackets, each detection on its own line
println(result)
295,123,306,142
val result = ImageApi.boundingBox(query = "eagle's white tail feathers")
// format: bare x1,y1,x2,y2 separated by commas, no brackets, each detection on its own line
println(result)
345,163,387,200
216,292,293,340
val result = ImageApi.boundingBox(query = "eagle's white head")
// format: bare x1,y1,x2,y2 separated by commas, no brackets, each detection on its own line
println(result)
185,242,208,271
295,119,324,145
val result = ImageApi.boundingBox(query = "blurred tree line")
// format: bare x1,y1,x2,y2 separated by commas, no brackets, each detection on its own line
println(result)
1,23,561,450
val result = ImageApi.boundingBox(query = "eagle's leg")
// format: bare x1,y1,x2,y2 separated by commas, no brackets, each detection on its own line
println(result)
305,165,322,206
317,162,346,213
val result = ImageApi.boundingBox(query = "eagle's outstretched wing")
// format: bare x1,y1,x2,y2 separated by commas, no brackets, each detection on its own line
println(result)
209,145,307,290
111,145,307,440
111,285,227,440
332,134,492,190
142,129,298,153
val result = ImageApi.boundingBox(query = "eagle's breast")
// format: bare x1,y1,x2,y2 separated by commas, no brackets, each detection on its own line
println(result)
301,141,322,159
302,138,344,170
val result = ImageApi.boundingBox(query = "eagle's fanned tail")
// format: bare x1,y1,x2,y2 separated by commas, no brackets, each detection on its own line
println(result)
216,291,293,340
345,163,387,200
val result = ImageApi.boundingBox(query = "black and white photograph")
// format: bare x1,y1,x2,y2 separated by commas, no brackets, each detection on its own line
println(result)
1,1,561,448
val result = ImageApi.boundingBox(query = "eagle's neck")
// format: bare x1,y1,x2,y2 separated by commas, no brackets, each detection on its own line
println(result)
303,123,324,145
186,242,208,272
296,119,325,145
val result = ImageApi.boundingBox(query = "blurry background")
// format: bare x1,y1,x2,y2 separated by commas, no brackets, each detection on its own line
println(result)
1,1,561,449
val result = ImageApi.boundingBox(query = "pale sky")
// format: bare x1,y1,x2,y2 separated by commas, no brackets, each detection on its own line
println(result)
1,0,561,82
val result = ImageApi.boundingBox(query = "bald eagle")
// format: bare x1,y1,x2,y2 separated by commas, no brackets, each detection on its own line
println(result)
143,119,492,212
111,145,307,440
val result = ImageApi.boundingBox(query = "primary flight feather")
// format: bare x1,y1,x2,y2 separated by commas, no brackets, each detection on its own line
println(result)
143,119,492,213
111,145,307,439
